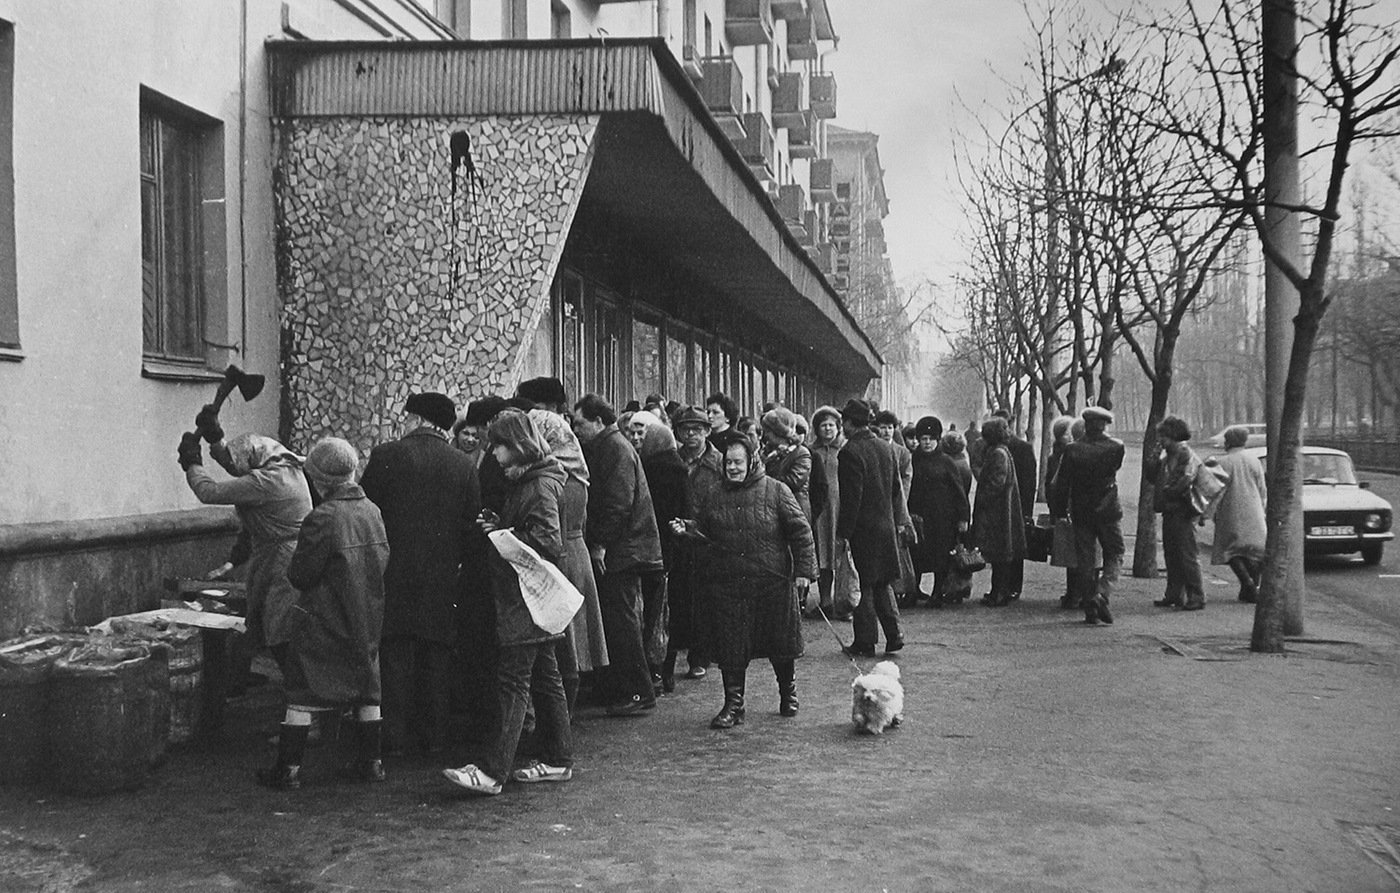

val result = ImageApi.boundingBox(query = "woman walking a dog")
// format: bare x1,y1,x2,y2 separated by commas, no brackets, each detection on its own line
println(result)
670,430,817,729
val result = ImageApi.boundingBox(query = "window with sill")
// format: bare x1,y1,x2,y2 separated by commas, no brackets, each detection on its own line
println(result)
140,89,226,374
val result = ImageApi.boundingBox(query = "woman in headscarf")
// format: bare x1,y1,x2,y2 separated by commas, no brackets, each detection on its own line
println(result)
807,405,857,619
179,429,313,678
258,438,390,790
443,409,574,796
970,417,1026,607
670,431,816,729
529,408,607,714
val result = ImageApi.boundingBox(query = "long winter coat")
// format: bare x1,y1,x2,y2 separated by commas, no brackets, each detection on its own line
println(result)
1210,448,1268,564
810,435,845,570
186,457,312,647
1007,435,1038,519
283,482,389,707
911,449,972,573
837,427,905,586
582,425,664,575
560,475,608,671
490,458,569,648
693,462,816,669
361,427,483,645
972,443,1027,562
670,442,724,651
765,443,813,522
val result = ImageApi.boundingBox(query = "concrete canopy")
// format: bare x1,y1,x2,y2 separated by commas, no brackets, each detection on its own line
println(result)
267,37,881,390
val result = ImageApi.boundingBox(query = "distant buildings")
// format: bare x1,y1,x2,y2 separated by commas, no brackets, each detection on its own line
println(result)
0,0,888,635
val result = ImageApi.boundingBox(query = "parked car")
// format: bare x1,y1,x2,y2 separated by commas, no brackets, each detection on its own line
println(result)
1245,446,1393,565
1209,423,1268,449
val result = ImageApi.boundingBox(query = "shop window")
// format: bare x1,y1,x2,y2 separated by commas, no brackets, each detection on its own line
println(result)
632,316,662,403
435,0,470,36
503,0,528,38
550,1,570,38
591,298,624,403
0,22,15,353
691,339,710,404
139,88,226,372
665,328,689,404
554,274,584,406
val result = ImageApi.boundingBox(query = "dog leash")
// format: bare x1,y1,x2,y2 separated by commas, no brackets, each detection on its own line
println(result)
686,527,864,674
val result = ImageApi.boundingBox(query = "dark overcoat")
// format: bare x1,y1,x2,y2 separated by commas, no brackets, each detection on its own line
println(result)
972,443,1027,561
361,427,483,644
582,425,664,574
837,427,904,586
765,443,813,522
1007,435,1038,518
1051,434,1126,523
284,482,389,707
910,449,972,573
694,463,816,668
489,457,568,647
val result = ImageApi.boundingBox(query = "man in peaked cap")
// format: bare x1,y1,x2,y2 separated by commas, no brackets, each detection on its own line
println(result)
361,392,484,753
1050,405,1125,625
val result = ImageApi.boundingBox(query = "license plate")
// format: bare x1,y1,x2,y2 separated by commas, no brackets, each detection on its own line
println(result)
1309,525,1355,537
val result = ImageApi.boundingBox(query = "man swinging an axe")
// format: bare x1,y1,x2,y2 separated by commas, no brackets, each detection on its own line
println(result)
177,365,313,686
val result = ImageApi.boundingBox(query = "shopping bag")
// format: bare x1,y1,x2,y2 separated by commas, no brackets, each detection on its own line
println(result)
1050,519,1078,568
951,543,986,574
1025,520,1052,563
1191,460,1231,519
944,568,973,602
893,543,920,596
487,529,584,635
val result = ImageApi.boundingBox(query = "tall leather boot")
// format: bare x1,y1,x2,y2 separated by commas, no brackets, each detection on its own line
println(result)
338,719,386,783
773,659,798,717
710,667,746,729
258,723,309,790
660,649,677,694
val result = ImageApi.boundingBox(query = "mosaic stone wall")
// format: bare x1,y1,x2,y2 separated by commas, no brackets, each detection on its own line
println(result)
274,114,598,455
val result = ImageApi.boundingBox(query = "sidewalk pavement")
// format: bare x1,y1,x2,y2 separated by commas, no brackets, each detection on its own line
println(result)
3,553,1399,892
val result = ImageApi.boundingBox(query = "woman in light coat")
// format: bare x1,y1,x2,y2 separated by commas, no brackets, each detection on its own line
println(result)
808,405,858,618
1210,426,1267,602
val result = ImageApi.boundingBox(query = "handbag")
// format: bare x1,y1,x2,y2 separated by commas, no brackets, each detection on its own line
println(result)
1190,460,1231,519
950,542,986,574
1025,520,1052,563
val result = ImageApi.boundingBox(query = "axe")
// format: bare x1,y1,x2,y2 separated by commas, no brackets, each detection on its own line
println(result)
195,365,265,441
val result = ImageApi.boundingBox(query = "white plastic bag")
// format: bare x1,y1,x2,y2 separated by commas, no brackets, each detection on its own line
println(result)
487,529,584,635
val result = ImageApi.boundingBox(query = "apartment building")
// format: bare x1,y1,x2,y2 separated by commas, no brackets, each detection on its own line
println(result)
0,0,876,635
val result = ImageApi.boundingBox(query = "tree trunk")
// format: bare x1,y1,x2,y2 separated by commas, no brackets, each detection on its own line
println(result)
1131,380,1171,578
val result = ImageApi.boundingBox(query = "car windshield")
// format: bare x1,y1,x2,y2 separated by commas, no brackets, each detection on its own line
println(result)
1302,453,1358,485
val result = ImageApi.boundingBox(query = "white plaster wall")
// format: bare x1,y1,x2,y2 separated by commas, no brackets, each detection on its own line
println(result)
0,0,443,525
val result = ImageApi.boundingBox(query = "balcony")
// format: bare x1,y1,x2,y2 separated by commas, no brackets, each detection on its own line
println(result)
787,110,816,158
682,43,704,81
829,216,850,237
725,0,774,47
700,57,746,140
733,112,776,180
771,0,807,19
830,197,850,219
810,72,837,119
800,209,819,246
813,241,834,274
810,158,836,203
835,181,851,201
771,72,806,129
831,272,849,291
787,15,817,60
835,256,850,274
777,183,807,228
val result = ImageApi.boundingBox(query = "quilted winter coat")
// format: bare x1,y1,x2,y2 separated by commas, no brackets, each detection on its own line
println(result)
693,461,817,668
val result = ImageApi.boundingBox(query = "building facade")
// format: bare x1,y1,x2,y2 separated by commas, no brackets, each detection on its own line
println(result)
0,0,876,637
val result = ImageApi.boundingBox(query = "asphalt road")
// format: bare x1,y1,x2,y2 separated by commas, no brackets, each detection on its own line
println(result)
1300,468,1400,632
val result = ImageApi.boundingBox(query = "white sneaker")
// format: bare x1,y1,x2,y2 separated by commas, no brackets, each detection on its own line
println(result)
441,763,502,795
511,760,573,784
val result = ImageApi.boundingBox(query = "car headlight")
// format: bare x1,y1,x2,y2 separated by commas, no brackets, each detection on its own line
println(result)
1364,514,1382,529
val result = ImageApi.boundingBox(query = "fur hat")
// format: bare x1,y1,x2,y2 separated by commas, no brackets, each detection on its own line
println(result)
673,406,710,431
463,395,507,427
811,405,842,429
914,416,943,439
760,406,799,443
515,377,567,408
405,392,456,430
305,437,358,486
839,398,873,426
1082,406,1114,424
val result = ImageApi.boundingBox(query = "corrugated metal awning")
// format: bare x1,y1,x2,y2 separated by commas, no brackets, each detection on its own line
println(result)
267,38,880,385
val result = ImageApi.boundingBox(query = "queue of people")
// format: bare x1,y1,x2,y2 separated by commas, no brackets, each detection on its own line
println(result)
176,382,1263,796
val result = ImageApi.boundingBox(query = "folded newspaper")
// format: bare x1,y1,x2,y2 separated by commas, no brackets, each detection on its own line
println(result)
487,529,584,634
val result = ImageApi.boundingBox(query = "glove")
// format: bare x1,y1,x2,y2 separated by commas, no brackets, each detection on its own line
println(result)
195,404,224,445
177,431,203,470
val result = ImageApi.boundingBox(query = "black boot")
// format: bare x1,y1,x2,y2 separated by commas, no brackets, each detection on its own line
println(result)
338,719,386,783
774,660,798,717
1083,597,1101,625
661,650,677,694
258,723,308,789
710,668,746,729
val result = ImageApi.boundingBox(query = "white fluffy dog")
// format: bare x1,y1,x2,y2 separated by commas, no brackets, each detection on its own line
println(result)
851,660,904,734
